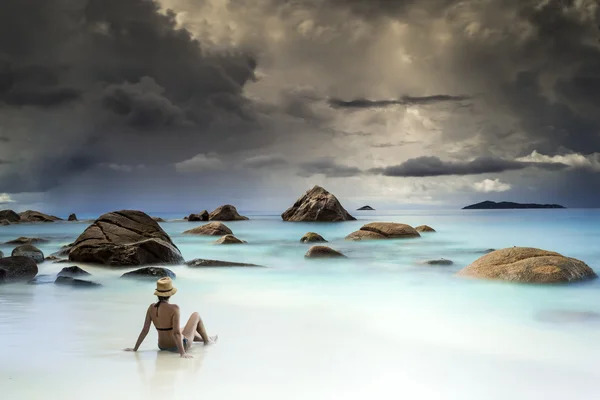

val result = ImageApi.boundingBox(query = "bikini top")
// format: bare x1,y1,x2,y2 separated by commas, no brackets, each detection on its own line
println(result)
154,300,173,331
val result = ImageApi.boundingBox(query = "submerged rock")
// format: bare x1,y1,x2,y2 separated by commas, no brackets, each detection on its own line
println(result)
415,225,436,233
346,222,421,241
357,205,375,210
28,274,56,285
188,211,209,222
12,244,44,263
6,237,49,245
18,210,62,223
305,245,347,258
214,234,246,244
55,276,102,288
0,219,11,226
425,259,454,266
69,210,184,266
183,221,232,236
0,209,20,223
282,186,355,222
68,213,78,221
457,247,597,284
186,259,262,267
58,266,91,278
0,256,38,281
121,267,176,280
300,232,327,243
209,205,248,221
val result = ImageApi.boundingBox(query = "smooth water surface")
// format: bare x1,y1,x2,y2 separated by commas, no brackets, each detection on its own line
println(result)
1,209,600,399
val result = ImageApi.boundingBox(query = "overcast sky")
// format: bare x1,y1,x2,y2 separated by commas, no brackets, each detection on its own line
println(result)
1,0,599,214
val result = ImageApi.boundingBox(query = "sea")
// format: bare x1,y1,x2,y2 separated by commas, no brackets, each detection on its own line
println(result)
1,209,600,400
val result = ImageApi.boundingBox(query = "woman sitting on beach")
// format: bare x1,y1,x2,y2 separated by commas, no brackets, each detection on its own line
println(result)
125,277,217,358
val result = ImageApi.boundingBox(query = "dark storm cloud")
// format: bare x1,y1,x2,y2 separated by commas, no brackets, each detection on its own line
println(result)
328,95,471,109
372,156,568,177
298,158,362,177
0,0,258,193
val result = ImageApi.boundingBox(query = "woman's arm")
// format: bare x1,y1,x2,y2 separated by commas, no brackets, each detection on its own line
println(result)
172,305,192,358
125,306,152,352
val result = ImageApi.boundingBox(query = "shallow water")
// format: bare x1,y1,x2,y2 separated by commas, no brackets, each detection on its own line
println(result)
1,209,600,399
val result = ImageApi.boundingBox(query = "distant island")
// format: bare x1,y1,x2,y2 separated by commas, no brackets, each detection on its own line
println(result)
463,201,565,210
357,205,375,211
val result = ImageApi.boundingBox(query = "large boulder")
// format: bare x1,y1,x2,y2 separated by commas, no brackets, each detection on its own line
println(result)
188,211,209,222
18,210,62,223
209,205,248,221
68,210,184,266
12,244,44,263
183,221,232,236
68,213,78,221
214,234,246,244
305,245,347,258
0,209,20,223
415,225,436,233
58,266,91,278
121,267,175,280
300,232,327,243
6,237,49,245
282,186,355,222
186,258,262,267
457,247,597,284
346,222,421,240
0,256,38,281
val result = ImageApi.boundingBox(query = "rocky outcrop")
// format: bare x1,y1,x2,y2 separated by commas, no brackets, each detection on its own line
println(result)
357,205,375,210
282,186,355,222
209,205,248,221
214,234,246,244
188,210,209,222
425,259,453,266
457,247,597,284
121,267,176,280
0,256,38,281
186,259,262,267
305,245,347,258
300,232,327,243
415,225,436,233
12,244,44,263
346,222,421,241
18,210,62,223
58,266,91,278
0,209,20,223
6,237,49,245
68,213,78,221
55,276,101,288
152,217,165,222
183,221,232,236
68,210,184,266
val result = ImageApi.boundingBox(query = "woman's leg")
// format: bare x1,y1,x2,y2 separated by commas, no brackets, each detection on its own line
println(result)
181,312,211,345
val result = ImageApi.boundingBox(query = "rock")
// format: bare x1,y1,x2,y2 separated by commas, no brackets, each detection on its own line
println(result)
0,209,20,223
0,268,5,282
58,266,91,278
0,219,10,226
457,247,597,284
425,259,454,266
282,186,356,222
357,205,375,210
53,259,71,264
6,237,49,245
183,216,189,220
183,221,233,236
45,255,62,261
214,234,246,244
53,244,73,257
305,245,347,258
346,222,421,241
18,210,62,223
68,213,78,221
152,217,165,222
55,276,102,288
0,250,3,258
12,244,44,263
186,259,263,267
300,232,327,243
0,256,38,281
209,205,248,221
188,210,209,222
121,267,176,280
28,274,56,285
68,210,184,266
415,225,436,233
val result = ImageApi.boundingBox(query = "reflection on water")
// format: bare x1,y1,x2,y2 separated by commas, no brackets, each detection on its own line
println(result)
1,209,600,399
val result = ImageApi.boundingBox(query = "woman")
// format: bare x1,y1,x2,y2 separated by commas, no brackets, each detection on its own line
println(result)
124,277,217,358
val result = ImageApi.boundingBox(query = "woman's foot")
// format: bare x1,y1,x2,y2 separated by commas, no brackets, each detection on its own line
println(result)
204,335,218,345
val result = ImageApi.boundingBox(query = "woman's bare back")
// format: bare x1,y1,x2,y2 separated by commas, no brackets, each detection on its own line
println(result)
149,301,180,348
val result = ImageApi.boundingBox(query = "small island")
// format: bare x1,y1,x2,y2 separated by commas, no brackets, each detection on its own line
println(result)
357,205,375,211
462,201,565,210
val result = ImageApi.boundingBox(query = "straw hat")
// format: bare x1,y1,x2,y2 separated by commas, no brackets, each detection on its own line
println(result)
154,277,177,297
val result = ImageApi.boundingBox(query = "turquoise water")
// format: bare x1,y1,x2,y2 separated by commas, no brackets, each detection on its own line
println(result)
1,209,600,399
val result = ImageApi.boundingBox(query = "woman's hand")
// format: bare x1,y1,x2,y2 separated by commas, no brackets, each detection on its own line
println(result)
124,348,136,352
181,354,193,359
